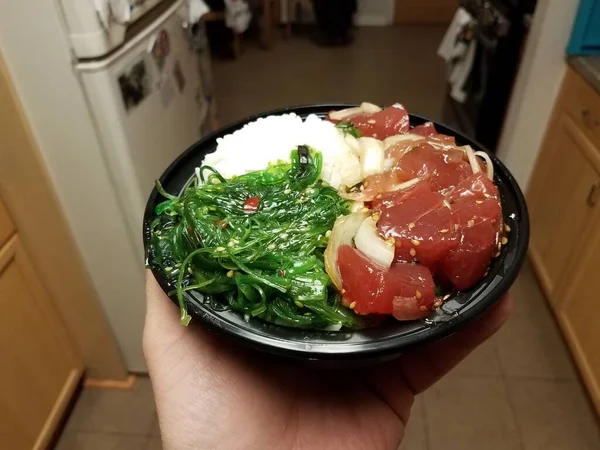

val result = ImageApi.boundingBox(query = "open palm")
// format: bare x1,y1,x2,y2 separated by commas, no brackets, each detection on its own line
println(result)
144,273,511,450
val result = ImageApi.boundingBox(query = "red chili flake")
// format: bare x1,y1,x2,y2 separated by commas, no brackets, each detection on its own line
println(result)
215,220,228,230
243,197,260,213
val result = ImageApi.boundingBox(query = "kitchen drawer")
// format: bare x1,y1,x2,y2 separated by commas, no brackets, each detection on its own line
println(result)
561,68,600,156
0,198,14,248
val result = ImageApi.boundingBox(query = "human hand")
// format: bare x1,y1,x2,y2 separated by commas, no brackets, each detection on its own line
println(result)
144,271,511,450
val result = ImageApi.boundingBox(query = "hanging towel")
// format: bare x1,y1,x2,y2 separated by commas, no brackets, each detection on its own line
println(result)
438,7,476,104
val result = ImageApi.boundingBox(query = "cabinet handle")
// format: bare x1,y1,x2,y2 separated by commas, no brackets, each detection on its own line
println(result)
588,181,600,207
582,109,600,128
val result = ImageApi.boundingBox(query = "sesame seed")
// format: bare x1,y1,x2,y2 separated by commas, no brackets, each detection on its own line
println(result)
376,194,382,199
341,289,346,294
434,300,442,308
165,267,173,272
360,207,369,212
467,220,475,227
175,263,181,268
501,237,508,245
408,222,416,229
325,230,331,237
505,224,511,232
416,290,422,299
295,301,304,308
484,193,491,198
364,182,369,188
498,242,502,251
227,241,235,247
476,200,483,204
226,270,234,278
281,233,289,239
349,301,357,309
443,294,451,300
495,251,501,258
216,247,226,252
372,213,380,222
411,239,420,246
284,188,291,194
410,248,416,257
188,267,194,274
440,229,449,233
368,119,376,124
267,243,276,250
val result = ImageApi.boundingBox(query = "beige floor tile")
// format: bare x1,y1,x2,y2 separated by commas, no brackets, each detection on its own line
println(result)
64,377,156,435
145,436,163,450
423,375,521,450
450,339,502,377
55,432,148,450
213,27,448,127
399,395,428,450
149,414,161,437
493,311,576,379
508,378,600,450
509,260,552,318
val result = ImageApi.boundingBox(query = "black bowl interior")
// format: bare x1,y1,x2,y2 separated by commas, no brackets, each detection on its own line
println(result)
143,104,530,361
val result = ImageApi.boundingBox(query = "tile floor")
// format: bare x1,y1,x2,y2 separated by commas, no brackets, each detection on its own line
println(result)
56,27,600,449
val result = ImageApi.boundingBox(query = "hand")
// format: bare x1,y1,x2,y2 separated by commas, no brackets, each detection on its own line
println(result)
144,271,511,450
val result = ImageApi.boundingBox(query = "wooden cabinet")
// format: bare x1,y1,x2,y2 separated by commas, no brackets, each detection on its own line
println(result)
557,218,600,412
0,201,83,450
527,108,600,303
528,66,600,415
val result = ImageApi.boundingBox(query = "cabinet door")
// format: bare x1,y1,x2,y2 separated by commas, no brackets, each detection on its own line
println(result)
527,109,600,302
0,236,83,450
557,216,600,414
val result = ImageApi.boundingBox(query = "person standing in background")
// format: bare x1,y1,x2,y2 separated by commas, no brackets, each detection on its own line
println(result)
312,0,357,47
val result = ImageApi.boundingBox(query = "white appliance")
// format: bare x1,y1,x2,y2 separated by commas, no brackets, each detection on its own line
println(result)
0,0,214,370
73,0,212,255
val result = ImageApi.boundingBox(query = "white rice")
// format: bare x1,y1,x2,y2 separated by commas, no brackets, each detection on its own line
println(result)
202,114,361,189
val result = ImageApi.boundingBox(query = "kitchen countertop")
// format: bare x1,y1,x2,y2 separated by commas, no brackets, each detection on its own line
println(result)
569,56,600,94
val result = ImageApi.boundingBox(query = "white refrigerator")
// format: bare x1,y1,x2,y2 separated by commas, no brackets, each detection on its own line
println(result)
0,0,215,370
65,0,215,257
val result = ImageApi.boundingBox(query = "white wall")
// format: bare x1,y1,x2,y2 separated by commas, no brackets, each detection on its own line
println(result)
0,3,147,371
356,0,395,26
496,0,580,191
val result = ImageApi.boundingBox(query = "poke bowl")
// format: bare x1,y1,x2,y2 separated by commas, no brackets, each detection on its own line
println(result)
143,103,529,364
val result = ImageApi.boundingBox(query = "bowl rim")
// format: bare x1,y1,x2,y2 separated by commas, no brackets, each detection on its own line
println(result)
143,103,530,360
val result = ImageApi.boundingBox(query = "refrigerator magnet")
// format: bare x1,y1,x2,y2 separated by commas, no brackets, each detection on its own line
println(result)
118,58,151,112
173,60,186,93
150,29,171,71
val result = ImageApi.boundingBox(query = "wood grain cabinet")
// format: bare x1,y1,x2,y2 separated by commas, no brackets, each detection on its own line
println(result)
527,66,600,414
0,200,83,450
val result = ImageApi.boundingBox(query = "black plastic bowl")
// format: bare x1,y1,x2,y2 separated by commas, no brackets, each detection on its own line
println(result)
143,104,529,364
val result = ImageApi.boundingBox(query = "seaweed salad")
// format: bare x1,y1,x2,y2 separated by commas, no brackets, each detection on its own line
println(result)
148,146,362,329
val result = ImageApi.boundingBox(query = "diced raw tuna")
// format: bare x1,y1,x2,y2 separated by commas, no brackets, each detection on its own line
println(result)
375,181,458,271
439,172,503,290
337,245,435,319
346,104,410,139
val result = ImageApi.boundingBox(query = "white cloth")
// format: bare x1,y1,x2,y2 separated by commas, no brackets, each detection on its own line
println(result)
224,0,251,33
188,0,211,24
438,7,476,104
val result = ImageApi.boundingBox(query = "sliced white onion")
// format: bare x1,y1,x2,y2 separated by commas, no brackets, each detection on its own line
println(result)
390,177,421,192
358,137,385,178
350,201,365,212
383,133,424,150
474,151,494,180
354,216,395,269
360,102,382,114
344,134,361,156
329,106,364,121
464,145,481,175
324,211,369,290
